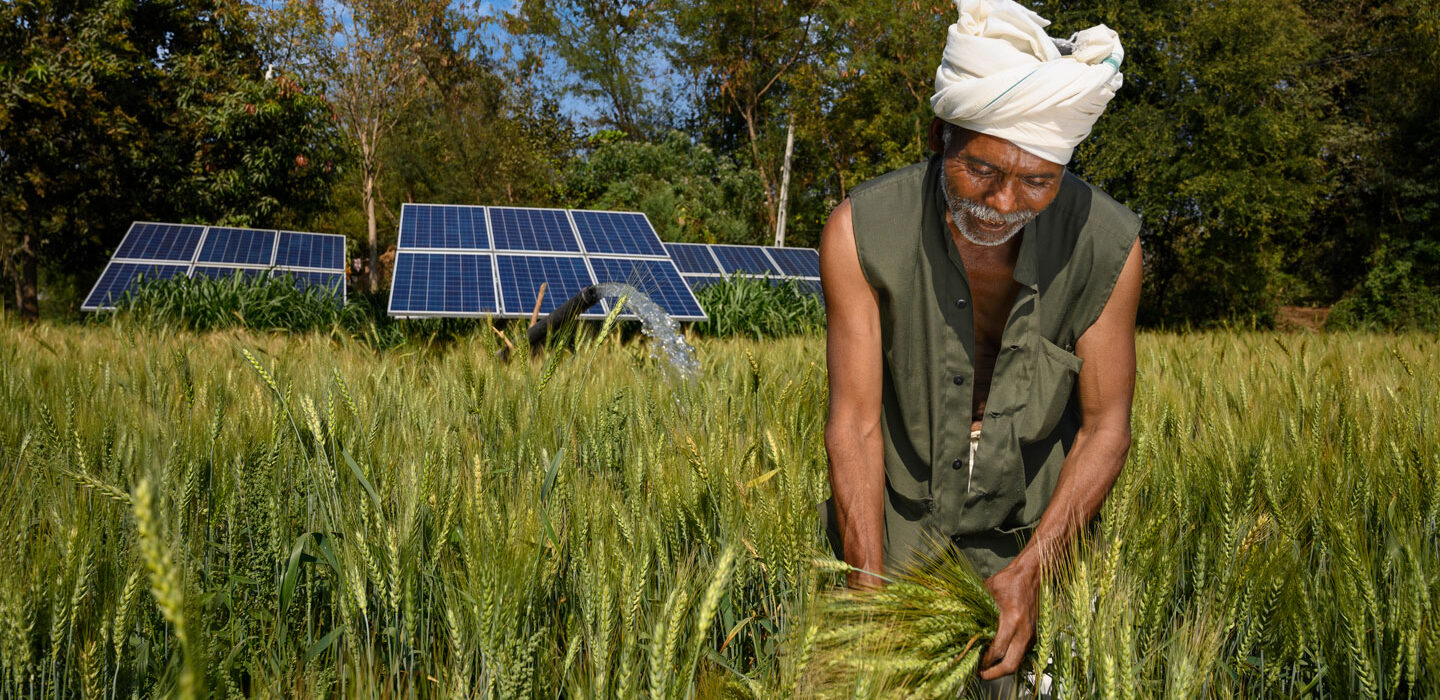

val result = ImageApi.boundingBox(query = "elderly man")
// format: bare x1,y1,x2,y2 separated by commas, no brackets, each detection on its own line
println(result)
819,0,1143,685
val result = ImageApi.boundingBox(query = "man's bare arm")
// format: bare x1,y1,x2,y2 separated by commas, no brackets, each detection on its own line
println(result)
820,199,887,589
979,237,1143,679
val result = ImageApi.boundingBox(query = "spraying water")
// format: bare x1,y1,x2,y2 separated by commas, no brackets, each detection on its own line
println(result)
595,282,700,379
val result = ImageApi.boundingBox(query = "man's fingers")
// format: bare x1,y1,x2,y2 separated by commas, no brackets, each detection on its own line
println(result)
982,614,1016,668
979,633,1030,680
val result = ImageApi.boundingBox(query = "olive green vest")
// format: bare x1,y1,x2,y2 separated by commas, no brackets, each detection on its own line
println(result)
847,155,1139,573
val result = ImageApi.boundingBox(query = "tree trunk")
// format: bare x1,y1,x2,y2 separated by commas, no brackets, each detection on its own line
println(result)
365,169,379,293
17,233,39,322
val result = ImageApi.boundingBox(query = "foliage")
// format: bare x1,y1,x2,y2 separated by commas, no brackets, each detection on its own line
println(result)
565,130,765,244
507,0,668,137
0,328,1436,697
0,0,343,317
102,272,360,333
809,546,999,698
691,275,826,339
1327,237,1440,331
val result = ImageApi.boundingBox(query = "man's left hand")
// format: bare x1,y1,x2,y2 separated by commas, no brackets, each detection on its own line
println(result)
979,556,1041,680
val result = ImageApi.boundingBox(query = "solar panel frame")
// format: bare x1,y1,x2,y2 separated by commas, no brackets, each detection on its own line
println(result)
495,254,610,319
489,206,583,253
112,222,208,262
81,261,192,310
387,251,499,317
571,210,668,257
709,244,781,276
663,242,723,274
398,203,491,250
764,246,820,277
195,227,278,266
588,257,706,321
275,231,345,270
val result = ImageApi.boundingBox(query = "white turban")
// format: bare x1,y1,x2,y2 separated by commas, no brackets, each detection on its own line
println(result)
930,0,1124,165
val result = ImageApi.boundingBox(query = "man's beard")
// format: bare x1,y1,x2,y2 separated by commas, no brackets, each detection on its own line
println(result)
940,172,1037,247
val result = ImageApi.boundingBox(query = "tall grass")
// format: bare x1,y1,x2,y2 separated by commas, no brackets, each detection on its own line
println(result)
691,275,826,339
0,323,1435,697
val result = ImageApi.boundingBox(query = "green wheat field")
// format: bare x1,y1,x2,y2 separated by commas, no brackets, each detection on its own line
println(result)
0,322,1435,698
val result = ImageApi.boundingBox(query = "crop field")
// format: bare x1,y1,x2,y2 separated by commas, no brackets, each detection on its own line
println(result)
0,322,1435,698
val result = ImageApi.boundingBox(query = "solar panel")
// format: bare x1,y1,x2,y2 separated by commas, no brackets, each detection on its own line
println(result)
276,231,344,269
682,275,726,292
196,227,276,266
82,262,190,310
399,204,489,250
572,211,666,257
490,207,581,253
389,252,498,315
114,223,207,262
192,266,269,281
711,245,779,275
664,243,722,274
274,270,344,298
589,258,706,321
496,255,607,318
765,246,820,277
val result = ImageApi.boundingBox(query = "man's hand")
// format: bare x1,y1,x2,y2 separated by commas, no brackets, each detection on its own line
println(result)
980,554,1041,680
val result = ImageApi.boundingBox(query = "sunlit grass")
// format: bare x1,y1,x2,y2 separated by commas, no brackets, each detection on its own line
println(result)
0,323,1434,697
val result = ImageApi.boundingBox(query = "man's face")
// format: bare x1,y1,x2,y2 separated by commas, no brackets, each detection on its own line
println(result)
935,123,1065,246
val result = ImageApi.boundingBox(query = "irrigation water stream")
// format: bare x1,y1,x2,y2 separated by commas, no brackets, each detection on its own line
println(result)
595,282,700,379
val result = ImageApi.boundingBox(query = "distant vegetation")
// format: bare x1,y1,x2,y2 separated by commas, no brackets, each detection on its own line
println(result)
3,0,1437,328
1,325,1434,696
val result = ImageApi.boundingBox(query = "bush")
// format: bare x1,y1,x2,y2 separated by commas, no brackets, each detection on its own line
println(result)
690,275,825,339
1328,238,1440,331
103,272,363,333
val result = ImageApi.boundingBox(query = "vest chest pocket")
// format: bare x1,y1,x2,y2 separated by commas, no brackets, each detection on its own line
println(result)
1014,337,1084,444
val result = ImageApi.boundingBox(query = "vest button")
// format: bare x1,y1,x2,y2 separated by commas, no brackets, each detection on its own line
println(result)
952,458,963,469
953,374,965,385
1009,344,1020,351
954,298,968,309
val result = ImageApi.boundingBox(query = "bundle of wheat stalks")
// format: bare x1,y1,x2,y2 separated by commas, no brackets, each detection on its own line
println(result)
808,546,1005,699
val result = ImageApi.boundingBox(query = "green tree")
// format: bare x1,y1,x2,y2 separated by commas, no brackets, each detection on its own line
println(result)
0,0,343,319
508,0,667,138
262,0,435,292
564,130,764,243
1036,0,1331,325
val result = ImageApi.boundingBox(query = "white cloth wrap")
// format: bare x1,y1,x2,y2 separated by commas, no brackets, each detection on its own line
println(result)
930,0,1124,164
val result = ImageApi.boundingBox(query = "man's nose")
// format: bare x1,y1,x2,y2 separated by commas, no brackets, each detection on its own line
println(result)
982,179,1020,215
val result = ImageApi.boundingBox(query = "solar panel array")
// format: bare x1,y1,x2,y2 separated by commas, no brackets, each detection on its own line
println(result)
83,222,347,310
662,243,822,298
388,204,707,321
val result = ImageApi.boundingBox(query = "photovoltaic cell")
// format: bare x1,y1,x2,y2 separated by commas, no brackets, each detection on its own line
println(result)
399,204,489,250
711,246,779,275
572,211,666,256
765,246,820,277
490,207,581,253
196,227,277,265
664,243,721,274
274,270,344,297
82,262,189,309
276,232,344,269
389,252,497,314
114,223,206,262
496,255,604,317
682,275,726,292
589,258,705,320
192,266,268,281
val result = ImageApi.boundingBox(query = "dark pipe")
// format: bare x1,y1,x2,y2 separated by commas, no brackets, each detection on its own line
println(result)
497,285,603,360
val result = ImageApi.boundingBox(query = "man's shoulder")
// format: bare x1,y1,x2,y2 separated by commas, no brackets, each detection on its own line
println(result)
850,158,935,202
1063,171,1140,234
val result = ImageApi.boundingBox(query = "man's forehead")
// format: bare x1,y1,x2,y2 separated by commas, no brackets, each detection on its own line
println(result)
952,129,1065,176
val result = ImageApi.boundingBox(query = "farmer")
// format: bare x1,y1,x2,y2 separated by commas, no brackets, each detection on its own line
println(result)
819,0,1143,686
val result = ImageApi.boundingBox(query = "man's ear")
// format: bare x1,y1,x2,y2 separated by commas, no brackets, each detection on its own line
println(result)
927,118,947,153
